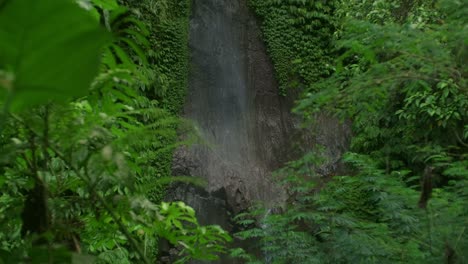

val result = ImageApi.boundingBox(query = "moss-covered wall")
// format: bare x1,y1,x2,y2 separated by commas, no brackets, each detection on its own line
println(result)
154,1,191,114
123,0,191,203
249,0,337,95
122,0,339,204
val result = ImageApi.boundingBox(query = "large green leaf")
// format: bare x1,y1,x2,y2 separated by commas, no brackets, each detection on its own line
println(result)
90,0,119,10
0,0,111,111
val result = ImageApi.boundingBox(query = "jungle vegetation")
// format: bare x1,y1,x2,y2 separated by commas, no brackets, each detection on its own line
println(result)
234,0,467,263
0,0,467,263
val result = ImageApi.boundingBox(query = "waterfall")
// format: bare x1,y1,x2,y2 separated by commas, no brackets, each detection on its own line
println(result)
168,0,303,262
166,0,351,263
171,0,297,221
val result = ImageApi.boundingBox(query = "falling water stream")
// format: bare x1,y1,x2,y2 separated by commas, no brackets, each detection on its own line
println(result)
168,0,350,263
172,0,296,222
169,0,296,262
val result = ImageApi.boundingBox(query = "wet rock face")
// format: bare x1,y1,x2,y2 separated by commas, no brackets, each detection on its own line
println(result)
169,0,350,235
174,0,294,216
166,0,350,262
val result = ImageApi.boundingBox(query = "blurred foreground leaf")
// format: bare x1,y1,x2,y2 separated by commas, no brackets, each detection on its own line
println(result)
0,0,111,111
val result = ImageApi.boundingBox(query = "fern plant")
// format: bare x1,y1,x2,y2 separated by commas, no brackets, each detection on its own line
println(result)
0,0,231,263
234,0,467,263
233,152,467,263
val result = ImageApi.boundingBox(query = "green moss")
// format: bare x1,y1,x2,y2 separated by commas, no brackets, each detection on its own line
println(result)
123,0,191,203
149,1,190,203
249,0,337,95
156,18,190,114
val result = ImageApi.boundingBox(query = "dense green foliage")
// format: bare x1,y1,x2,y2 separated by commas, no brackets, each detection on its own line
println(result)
249,0,337,95
122,0,190,114
0,0,230,263
119,0,192,204
2,0,467,263
235,0,467,263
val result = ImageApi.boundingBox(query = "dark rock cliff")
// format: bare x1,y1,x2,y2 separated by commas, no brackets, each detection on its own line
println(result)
167,0,350,262
171,0,295,217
